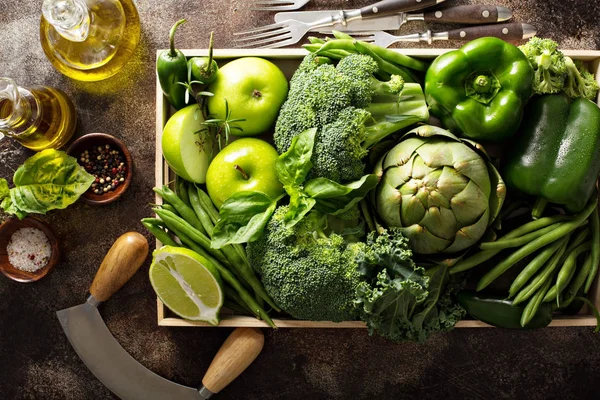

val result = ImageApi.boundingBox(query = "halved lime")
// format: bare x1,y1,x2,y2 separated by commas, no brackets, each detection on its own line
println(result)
150,246,223,325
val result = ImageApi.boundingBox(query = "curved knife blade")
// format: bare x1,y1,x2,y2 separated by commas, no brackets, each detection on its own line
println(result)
57,303,202,400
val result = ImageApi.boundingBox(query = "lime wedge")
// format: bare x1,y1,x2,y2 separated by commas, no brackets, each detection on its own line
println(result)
150,246,223,325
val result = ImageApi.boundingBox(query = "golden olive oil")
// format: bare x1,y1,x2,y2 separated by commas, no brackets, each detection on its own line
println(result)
0,79,77,151
40,0,140,81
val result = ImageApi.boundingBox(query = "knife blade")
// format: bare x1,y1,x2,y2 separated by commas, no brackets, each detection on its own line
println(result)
275,5,512,32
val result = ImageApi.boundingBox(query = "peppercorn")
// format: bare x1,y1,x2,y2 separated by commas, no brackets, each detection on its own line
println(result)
78,143,127,195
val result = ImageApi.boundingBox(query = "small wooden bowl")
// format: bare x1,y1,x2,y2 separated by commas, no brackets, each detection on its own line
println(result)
0,217,60,283
67,133,133,205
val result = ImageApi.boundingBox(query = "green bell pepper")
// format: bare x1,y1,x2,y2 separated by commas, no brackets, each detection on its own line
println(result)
458,291,552,329
425,37,533,142
503,94,600,217
157,19,190,110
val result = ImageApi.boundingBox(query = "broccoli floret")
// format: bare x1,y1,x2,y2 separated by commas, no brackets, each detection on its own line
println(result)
564,56,600,100
274,53,429,184
519,37,567,95
247,206,362,322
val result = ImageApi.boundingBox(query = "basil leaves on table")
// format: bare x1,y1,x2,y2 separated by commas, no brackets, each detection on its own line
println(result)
0,149,94,219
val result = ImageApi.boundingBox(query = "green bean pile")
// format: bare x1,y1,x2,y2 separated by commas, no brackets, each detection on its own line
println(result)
451,199,600,327
142,179,279,328
302,31,427,83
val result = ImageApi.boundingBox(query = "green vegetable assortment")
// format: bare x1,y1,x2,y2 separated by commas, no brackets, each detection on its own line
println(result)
141,33,600,342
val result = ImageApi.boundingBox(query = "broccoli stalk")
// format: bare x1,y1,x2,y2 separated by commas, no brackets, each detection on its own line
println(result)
363,81,430,149
564,56,600,101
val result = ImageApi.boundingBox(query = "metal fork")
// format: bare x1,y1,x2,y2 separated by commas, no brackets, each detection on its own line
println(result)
340,23,536,48
235,0,446,48
250,0,310,11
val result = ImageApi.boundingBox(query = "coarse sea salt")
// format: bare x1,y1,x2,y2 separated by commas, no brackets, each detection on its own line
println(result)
7,227,51,272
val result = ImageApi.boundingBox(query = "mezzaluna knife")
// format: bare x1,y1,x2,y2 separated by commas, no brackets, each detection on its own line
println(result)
274,4,512,32
56,232,264,400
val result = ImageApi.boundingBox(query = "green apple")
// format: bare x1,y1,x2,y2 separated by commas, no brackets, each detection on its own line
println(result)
207,57,288,136
162,104,215,183
206,138,283,208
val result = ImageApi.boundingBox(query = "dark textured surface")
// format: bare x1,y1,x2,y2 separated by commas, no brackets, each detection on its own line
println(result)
1,1,600,399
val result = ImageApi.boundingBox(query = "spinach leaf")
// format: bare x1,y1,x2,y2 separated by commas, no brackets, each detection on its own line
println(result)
1,149,94,217
275,128,316,188
211,191,282,248
305,174,379,216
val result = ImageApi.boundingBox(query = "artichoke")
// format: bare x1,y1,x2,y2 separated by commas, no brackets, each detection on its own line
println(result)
372,125,505,254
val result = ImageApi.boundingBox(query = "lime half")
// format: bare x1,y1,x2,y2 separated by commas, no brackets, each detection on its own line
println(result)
150,246,223,325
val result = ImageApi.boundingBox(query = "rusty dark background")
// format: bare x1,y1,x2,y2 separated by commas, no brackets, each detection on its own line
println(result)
1,0,600,399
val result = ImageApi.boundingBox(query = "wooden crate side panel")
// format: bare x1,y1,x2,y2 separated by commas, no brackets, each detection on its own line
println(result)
156,49,600,328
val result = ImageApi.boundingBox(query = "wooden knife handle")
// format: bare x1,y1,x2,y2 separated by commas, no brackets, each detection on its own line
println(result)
89,232,149,302
447,23,534,41
360,0,442,19
424,5,510,24
202,328,265,394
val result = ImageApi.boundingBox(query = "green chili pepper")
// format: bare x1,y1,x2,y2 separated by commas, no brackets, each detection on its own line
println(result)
458,291,552,329
157,19,190,110
188,31,219,85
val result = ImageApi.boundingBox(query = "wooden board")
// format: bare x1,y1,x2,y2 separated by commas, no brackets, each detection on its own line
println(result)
156,48,600,328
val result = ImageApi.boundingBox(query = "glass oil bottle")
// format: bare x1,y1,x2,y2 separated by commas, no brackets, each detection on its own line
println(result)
0,78,77,151
39,0,141,81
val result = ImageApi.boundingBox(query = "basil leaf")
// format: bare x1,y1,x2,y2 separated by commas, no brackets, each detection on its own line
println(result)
306,174,378,215
284,193,316,228
276,128,317,188
0,179,9,200
8,149,94,214
211,191,281,248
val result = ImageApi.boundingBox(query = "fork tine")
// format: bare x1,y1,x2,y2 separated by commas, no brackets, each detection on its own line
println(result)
234,26,288,42
233,21,286,36
236,32,294,48
258,38,298,49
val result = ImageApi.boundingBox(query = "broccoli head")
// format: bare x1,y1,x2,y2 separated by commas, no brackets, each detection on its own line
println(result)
519,37,567,95
274,53,429,184
564,56,600,101
247,206,362,322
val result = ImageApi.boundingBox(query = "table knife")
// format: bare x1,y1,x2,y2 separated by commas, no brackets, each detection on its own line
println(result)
275,4,512,32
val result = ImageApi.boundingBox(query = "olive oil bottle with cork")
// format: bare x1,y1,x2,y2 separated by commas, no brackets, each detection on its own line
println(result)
40,0,141,81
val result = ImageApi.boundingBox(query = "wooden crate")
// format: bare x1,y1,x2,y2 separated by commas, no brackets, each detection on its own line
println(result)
156,48,600,328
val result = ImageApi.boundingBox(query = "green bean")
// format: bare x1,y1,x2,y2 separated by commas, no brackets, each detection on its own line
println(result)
166,225,276,328
332,30,354,40
316,49,352,60
223,300,251,315
302,43,322,53
155,208,230,267
543,285,557,303
563,253,593,307
315,39,356,54
176,177,191,207
353,39,427,72
154,186,206,235
480,222,565,251
351,40,417,83
452,216,571,274
223,285,253,315
313,56,333,66
160,203,180,215
476,201,597,291
521,277,552,327
555,241,592,304
511,235,569,300
585,205,600,293
188,188,214,237
564,226,590,256
196,187,220,225
142,220,179,247
142,217,166,228
307,36,325,45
